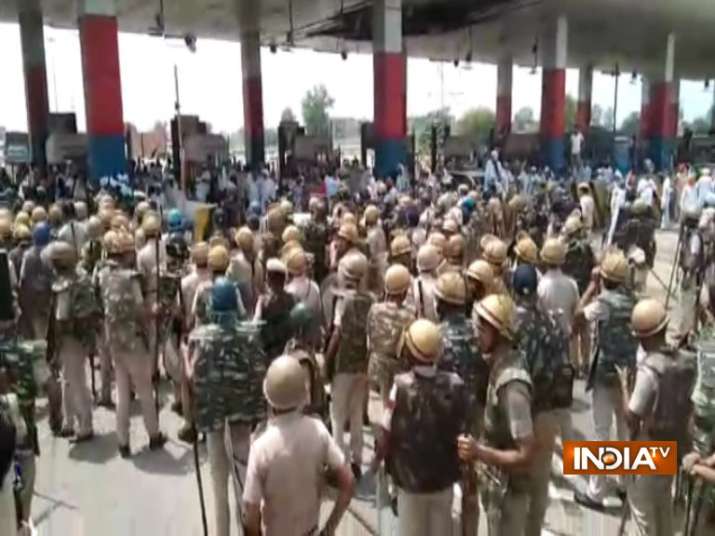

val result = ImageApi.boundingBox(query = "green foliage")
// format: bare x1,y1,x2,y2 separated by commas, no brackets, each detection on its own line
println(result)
301,85,335,138
409,108,454,155
513,107,537,133
618,112,640,136
454,107,495,144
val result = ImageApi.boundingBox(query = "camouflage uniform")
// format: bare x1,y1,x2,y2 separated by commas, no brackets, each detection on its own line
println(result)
92,258,113,404
0,337,45,523
480,345,534,536
366,301,415,416
563,237,595,374
254,288,295,362
98,260,159,447
190,320,267,536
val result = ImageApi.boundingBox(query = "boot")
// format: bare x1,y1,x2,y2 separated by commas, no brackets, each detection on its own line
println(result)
149,433,167,450
177,424,196,444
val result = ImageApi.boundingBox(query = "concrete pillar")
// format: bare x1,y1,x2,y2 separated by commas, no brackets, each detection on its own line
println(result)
78,0,126,180
240,31,265,170
18,0,50,168
373,0,406,179
576,64,593,132
496,56,513,136
539,15,568,172
646,33,676,170
671,78,680,138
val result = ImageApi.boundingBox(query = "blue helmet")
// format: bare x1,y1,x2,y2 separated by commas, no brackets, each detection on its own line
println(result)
168,209,183,232
211,277,238,313
512,264,538,297
33,222,51,247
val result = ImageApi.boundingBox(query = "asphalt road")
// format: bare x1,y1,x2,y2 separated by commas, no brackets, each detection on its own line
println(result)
30,228,691,536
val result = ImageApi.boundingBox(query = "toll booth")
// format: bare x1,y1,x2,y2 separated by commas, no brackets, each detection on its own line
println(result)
183,134,229,175
278,119,305,180
278,119,336,190
46,133,88,167
360,121,415,179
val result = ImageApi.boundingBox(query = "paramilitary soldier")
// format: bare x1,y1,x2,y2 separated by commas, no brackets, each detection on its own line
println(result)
434,270,487,534
243,355,355,536
187,277,266,536
98,230,165,457
458,294,536,536
254,258,296,363
618,299,695,535
512,264,573,536
372,319,467,536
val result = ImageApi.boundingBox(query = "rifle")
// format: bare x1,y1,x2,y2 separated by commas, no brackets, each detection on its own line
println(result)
89,350,97,402
417,279,425,318
324,294,339,383
153,236,161,418
684,475,694,536
665,222,685,310
460,389,478,536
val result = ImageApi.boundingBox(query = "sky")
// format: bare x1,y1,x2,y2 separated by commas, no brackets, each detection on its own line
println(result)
0,22,713,134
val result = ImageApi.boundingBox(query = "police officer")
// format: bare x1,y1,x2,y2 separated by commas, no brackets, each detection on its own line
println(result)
466,259,497,329
187,278,266,536
325,251,373,479
49,242,94,441
303,197,330,286
193,245,245,328
97,230,165,457
367,264,415,420
254,258,296,362
575,249,637,510
389,234,413,270
483,237,509,295
458,294,536,536
371,319,467,536
284,247,322,349
182,242,211,330
363,204,388,295
618,298,683,536
411,244,441,321
437,234,465,276
434,270,486,534
227,226,264,316
243,355,355,536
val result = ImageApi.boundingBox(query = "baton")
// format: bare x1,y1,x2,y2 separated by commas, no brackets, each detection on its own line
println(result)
192,427,209,536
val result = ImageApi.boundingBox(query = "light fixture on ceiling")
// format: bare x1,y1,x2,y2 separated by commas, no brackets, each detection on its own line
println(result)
530,38,538,75
341,49,348,60
454,59,459,68
184,33,197,53
269,41,278,54
705,79,711,90
631,70,637,84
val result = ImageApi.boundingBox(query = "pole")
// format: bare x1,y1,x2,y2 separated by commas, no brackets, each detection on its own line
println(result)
665,223,684,309
174,65,185,193
684,476,694,536
153,234,161,419
192,429,209,536
612,63,619,138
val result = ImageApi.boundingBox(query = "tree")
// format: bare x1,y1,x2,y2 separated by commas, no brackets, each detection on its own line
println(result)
602,106,615,131
591,104,604,127
280,107,296,123
455,107,495,144
618,112,640,136
685,116,710,135
409,108,454,156
513,107,537,132
301,85,334,138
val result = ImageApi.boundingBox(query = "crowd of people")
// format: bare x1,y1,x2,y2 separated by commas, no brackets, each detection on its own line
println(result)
0,155,715,536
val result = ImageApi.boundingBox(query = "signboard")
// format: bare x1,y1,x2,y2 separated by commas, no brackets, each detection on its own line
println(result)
4,132,30,164
46,133,88,164
183,134,228,163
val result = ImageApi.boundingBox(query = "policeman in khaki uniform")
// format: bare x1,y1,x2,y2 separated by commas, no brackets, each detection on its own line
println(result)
187,278,266,536
363,204,388,294
389,234,413,270
458,294,536,536
482,237,509,295
226,226,264,317
411,244,441,321
243,355,355,536
616,299,679,536
367,264,415,422
437,234,465,276
371,319,467,536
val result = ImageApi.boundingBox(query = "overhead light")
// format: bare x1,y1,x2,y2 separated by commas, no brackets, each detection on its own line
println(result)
269,42,277,54
184,33,197,53
531,37,538,74
341,49,348,61
706,79,711,90
465,51,472,64
453,59,459,67
631,70,637,84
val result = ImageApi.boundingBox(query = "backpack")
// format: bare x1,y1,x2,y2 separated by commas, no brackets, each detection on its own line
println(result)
595,290,638,385
642,349,696,457
102,268,139,328
67,273,102,347
335,291,373,374
518,307,574,411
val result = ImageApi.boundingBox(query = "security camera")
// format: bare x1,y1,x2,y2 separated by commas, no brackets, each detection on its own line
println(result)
184,33,197,53
270,42,278,54
453,59,459,67
341,49,348,61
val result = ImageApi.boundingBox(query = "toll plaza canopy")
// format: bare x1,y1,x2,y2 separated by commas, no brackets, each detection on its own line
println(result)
1,0,715,78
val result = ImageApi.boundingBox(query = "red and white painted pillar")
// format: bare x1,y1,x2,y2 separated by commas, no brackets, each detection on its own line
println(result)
18,0,50,168
373,0,406,179
576,64,593,132
78,0,126,180
539,15,568,172
640,78,650,139
645,33,676,170
240,30,265,171
496,55,513,137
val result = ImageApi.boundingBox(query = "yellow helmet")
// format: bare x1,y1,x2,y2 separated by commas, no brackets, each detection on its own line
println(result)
442,218,459,235
483,238,507,267
341,212,357,227
466,259,495,287
480,233,497,252
48,204,62,225
14,211,30,228
103,230,122,255
540,238,566,266
475,294,515,340
600,248,628,283
281,225,302,244
266,208,287,236
235,226,254,252
339,252,368,282
13,224,31,242
445,234,465,262
390,234,412,258
135,201,151,221
384,264,412,295
49,241,77,268
428,232,447,254
111,213,130,231
192,242,209,265
263,355,307,410
208,245,230,272
141,211,161,236
280,199,294,215
508,195,527,212
400,319,442,363
364,205,380,226
99,208,113,229
118,231,136,253
74,201,88,220
337,222,359,244
416,244,441,273
31,206,47,223
563,216,583,237
631,298,669,338
434,272,467,305
0,218,11,240
514,234,538,264
285,247,308,276
21,201,35,214
86,216,103,240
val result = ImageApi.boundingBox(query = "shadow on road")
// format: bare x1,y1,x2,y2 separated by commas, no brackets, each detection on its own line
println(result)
67,431,119,464
130,440,195,475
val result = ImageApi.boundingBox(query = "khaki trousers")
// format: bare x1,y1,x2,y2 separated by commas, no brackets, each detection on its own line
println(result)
627,474,673,536
485,488,529,536
59,337,93,435
526,410,559,536
32,315,62,431
588,383,627,500
397,486,453,536
207,422,251,536
113,349,159,446
330,372,368,465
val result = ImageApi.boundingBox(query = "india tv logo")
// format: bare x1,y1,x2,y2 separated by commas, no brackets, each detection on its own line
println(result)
563,441,678,476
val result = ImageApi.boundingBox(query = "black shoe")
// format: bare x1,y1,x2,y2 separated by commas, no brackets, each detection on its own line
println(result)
149,433,167,450
59,428,75,439
390,495,398,516
119,444,131,458
171,400,183,416
574,490,605,512
177,425,196,444
351,463,362,481
616,488,627,503
71,432,95,444
97,398,115,409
